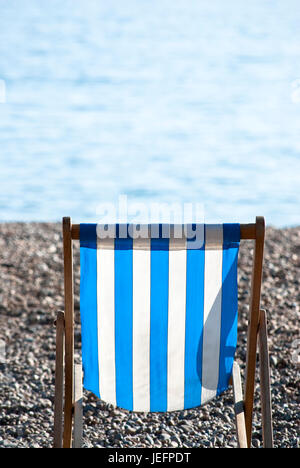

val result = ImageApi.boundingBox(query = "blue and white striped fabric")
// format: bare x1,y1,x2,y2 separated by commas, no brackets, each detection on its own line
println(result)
80,224,240,412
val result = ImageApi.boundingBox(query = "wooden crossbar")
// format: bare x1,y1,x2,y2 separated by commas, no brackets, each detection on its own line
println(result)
70,223,256,241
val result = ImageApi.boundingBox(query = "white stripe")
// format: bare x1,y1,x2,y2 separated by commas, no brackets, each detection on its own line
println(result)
201,225,223,404
167,238,187,411
132,238,151,411
97,237,116,406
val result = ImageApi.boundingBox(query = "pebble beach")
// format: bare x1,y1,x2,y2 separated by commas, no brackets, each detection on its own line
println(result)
0,223,299,448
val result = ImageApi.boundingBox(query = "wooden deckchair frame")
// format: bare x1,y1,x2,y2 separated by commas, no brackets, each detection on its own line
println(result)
53,216,273,448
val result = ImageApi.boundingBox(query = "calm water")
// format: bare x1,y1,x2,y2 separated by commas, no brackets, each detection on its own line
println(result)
0,0,300,225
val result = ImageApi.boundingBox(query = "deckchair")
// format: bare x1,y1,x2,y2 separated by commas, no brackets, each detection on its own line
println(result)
53,216,273,449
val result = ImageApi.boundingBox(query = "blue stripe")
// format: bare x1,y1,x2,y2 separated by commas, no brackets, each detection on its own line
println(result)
184,243,205,409
114,235,133,410
150,238,169,412
217,224,240,396
223,223,240,245
80,224,100,398
80,223,98,243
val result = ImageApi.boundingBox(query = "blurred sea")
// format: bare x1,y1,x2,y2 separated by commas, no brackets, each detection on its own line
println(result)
0,0,300,225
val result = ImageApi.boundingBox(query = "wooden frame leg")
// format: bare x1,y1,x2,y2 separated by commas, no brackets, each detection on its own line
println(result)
244,216,265,447
232,362,248,448
54,312,65,448
258,310,274,448
63,217,74,448
73,364,83,448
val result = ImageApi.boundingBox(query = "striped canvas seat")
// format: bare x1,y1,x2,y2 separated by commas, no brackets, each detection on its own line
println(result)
80,223,240,412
